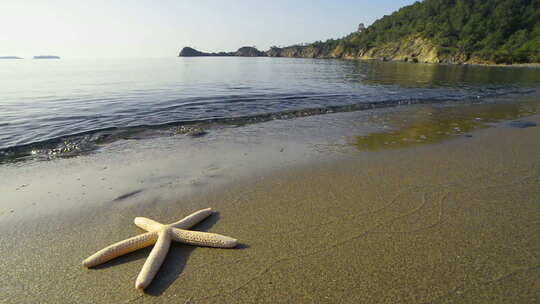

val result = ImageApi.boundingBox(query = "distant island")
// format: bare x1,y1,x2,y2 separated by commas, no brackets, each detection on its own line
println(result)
180,0,540,65
0,56,23,59
33,55,60,59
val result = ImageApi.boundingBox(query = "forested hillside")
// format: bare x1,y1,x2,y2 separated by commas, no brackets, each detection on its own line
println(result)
269,0,540,64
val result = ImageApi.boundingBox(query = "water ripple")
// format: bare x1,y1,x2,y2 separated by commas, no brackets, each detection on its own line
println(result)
1,58,539,163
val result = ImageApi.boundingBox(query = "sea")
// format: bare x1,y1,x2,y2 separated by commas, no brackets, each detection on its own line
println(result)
1,57,540,163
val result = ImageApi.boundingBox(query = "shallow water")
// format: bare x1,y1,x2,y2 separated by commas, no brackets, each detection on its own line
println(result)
354,97,540,150
1,58,540,162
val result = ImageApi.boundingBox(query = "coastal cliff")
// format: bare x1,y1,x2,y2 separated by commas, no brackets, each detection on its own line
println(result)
264,36,493,64
355,35,471,64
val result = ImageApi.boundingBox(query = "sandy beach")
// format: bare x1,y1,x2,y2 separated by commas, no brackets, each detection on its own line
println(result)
1,98,540,303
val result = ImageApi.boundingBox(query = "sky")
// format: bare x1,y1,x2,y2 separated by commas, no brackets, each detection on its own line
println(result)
1,0,417,59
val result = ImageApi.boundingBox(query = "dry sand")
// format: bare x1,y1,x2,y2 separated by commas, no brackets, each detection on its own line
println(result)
1,99,540,303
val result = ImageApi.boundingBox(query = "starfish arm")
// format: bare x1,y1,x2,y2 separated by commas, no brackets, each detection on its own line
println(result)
170,227,238,248
82,231,158,268
169,208,213,229
135,229,171,290
134,217,164,232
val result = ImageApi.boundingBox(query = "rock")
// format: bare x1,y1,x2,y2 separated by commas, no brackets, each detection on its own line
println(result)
175,125,208,137
507,120,538,128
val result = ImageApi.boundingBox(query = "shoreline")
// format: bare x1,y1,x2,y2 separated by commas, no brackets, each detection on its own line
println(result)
349,57,540,68
2,99,540,303
4,91,540,163
178,50,540,68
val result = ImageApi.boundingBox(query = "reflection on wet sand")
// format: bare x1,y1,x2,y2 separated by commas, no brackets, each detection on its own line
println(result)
354,99,540,150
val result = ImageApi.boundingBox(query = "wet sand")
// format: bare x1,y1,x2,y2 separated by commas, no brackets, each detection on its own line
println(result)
1,99,540,303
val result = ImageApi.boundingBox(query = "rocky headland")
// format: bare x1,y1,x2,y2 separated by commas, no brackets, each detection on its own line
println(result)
179,46,265,57
179,40,457,64
180,0,540,65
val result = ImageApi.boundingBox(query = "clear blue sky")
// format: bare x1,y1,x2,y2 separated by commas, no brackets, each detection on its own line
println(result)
1,0,417,58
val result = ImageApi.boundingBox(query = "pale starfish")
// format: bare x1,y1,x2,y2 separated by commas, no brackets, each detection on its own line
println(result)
82,208,238,290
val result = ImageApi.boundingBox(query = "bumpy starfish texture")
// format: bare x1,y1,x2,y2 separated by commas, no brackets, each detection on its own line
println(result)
82,208,238,290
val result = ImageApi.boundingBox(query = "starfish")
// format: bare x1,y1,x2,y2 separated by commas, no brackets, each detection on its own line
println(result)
82,208,238,290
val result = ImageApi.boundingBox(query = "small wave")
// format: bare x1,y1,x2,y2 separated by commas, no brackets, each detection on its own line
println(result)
0,91,530,164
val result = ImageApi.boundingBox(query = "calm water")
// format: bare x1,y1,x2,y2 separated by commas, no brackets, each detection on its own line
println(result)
1,57,540,162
